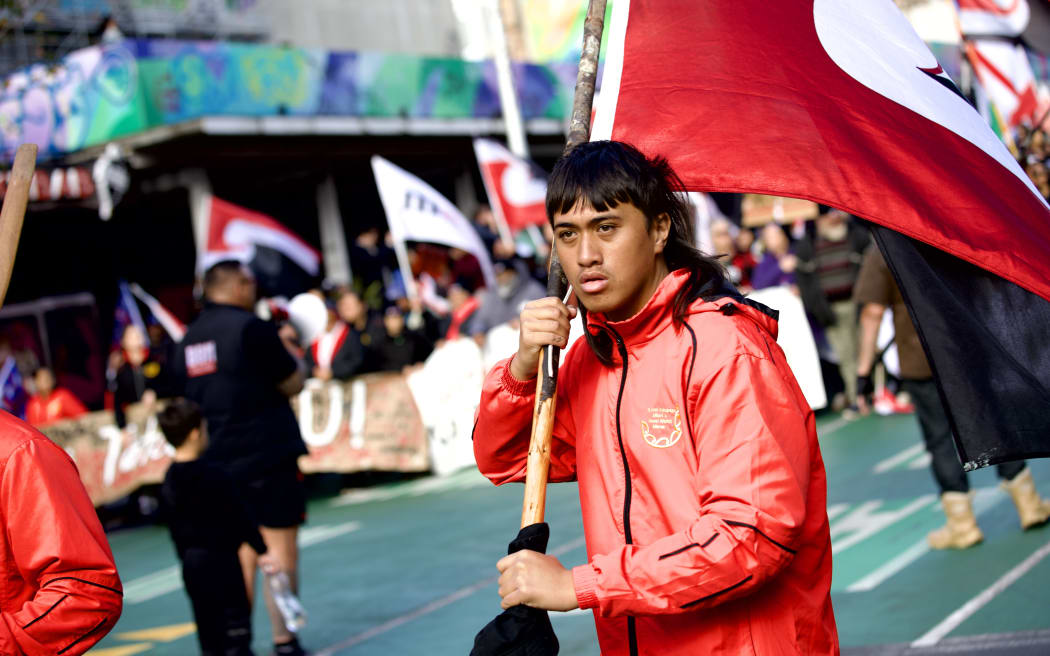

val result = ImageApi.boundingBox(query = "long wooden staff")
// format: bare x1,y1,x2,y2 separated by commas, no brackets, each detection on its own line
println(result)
520,0,607,529
0,144,38,307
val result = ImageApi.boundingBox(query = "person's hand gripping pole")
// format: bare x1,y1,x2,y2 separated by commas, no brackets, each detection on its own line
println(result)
521,254,572,528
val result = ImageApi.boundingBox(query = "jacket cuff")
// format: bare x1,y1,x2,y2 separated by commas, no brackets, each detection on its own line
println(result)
499,358,536,397
572,564,599,610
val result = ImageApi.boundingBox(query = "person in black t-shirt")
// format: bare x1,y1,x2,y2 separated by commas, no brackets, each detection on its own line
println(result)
158,398,276,656
175,261,308,656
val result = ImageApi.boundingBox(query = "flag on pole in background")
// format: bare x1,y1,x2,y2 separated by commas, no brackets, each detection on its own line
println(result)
966,38,1042,128
591,0,1050,468
129,283,186,342
0,356,27,419
201,195,322,298
473,138,549,235
957,0,1030,38
371,155,495,291
112,280,148,348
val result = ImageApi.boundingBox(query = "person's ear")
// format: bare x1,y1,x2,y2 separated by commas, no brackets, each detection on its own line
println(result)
651,212,671,254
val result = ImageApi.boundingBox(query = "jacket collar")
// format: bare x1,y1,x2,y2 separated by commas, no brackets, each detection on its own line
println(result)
585,269,690,346
584,268,781,348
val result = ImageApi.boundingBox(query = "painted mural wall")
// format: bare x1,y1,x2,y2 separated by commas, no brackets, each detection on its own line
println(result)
0,39,575,164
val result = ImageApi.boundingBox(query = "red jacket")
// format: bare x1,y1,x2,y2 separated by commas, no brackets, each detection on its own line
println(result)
475,269,838,655
0,412,123,655
25,389,88,427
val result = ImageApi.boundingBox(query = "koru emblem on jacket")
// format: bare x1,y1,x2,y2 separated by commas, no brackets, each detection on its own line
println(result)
641,406,682,448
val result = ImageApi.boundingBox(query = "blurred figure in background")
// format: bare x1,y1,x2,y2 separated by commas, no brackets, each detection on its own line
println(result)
332,289,377,377
751,222,798,290
441,283,480,342
112,324,175,429
348,227,395,308
794,209,869,412
177,261,309,656
854,246,1050,549
709,218,756,292
465,258,546,337
371,305,432,372
26,366,87,427
305,296,363,382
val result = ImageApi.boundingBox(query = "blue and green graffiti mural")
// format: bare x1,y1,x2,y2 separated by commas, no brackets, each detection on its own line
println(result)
0,39,575,163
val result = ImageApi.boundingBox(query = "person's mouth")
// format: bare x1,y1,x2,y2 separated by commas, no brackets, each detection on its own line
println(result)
578,271,608,294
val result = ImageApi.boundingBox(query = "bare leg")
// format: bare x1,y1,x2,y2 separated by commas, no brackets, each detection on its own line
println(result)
238,542,258,605
259,525,300,643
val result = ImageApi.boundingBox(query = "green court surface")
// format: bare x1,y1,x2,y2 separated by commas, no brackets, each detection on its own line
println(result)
90,412,1050,655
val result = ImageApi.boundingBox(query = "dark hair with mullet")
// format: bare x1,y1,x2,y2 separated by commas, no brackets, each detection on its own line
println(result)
546,140,730,366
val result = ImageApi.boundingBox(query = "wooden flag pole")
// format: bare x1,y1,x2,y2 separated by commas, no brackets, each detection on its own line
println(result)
520,0,607,529
0,144,38,307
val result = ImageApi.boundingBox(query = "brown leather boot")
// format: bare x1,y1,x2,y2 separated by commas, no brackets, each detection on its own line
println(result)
1000,467,1050,530
928,491,983,550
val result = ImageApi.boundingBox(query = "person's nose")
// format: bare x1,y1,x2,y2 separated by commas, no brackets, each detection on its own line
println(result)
576,232,602,268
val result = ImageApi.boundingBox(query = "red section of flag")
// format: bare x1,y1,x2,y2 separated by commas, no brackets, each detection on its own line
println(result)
959,0,1022,16
473,139,548,234
596,0,1050,302
204,195,321,275
482,161,547,232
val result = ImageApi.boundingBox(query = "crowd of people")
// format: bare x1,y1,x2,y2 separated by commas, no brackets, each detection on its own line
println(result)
710,208,878,415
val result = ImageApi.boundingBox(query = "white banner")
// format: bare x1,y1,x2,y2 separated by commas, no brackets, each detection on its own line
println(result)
746,286,827,411
371,155,495,289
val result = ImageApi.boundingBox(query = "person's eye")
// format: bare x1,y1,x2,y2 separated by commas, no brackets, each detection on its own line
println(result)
557,230,576,242
597,223,615,234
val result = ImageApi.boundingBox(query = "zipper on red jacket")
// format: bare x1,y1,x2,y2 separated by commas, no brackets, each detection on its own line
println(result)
608,326,638,656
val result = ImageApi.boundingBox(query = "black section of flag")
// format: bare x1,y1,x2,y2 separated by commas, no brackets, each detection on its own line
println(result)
250,245,320,300
871,224,1050,470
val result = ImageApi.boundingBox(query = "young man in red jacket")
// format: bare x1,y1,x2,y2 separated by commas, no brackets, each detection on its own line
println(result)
474,141,839,655
0,410,124,654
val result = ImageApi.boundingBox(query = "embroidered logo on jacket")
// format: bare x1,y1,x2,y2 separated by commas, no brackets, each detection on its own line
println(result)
641,406,682,448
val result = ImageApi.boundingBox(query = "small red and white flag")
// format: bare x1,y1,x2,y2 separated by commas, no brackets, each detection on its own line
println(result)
472,138,549,236
966,38,1042,128
201,195,321,276
129,283,186,342
957,0,1030,38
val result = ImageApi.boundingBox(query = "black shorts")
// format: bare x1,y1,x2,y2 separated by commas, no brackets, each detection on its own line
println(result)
242,459,306,528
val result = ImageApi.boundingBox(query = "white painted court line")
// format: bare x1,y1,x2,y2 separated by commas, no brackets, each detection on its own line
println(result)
331,469,488,507
299,520,362,547
817,416,851,438
846,486,1000,593
123,520,362,604
911,538,1050,647
123,566,181,604
314,535,588,655
831,495,936,555
826,503,850,522
873,443,925,474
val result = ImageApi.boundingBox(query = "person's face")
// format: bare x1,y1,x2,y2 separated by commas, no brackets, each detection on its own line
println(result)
552,200,670,322
235,266,257,309
762,224,788,254
337,293,364,324
122,326,147,365
383,310,404,336
475,207,495,229
736,229,754,252
34,369,54,395
448,285,470,310
710,223,735,258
